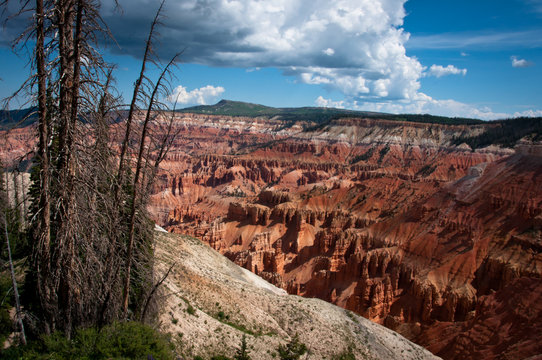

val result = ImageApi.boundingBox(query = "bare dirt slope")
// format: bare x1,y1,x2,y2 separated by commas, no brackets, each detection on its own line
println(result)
154,228,439,360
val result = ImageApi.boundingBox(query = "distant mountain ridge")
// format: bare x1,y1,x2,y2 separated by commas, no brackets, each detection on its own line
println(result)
0,107,37,130
1,100,486,130
180,99,486,125
3,101,542,149
179,99,387,124
180,99,277,116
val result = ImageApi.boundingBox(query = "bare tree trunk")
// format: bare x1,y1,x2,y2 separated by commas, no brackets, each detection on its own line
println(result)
2,212,26,345
12,173,21,223
59,0,83,336
140,262,175,323
57,0,75,174
116,0,165,189
121,121,147,317
35,0,52,334
121,54,178,317
3,172,9,207
20,174,27,229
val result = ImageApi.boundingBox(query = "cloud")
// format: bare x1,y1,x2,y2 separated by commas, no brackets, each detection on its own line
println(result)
513,109,542,117
524,0,542,13
314,94,542,120
0,3,29,47
408,30,542,50
102,0,424,102
426,65,467,78
167,85,225,105
511,56,533,68
315,96,345,108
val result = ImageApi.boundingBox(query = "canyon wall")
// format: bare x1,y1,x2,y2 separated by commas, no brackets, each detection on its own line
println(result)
2,113,541,359
156,114,541,359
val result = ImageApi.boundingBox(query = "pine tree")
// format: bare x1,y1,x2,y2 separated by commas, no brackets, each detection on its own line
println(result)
234,334,251,360
277,334,307,360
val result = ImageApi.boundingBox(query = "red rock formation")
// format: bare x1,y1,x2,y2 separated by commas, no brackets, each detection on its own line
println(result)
155,115,540,359
3,112,541,359
416,277,542,359
0,124,37,168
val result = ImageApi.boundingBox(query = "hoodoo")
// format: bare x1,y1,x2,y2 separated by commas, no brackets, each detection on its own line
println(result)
2,106,541,359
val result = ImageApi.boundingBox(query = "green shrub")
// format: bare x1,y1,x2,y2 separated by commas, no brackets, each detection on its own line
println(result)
1,321,175,359
0,273,14,346
416,164,436,177
187,304,196,315
378,145,390,162
84,321,174,359
333,350,356,360
234,335,251,360
277,334,307,360
350,148,374,164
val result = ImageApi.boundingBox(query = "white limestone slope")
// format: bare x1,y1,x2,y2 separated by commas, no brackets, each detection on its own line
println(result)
155,230,439,360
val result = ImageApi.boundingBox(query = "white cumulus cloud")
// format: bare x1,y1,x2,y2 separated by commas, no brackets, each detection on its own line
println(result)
103,0,424,102
511,56,533,68
168,85,225,105
426,64,467,78
513,109,542,117
314,94,542,120
315,96,345,108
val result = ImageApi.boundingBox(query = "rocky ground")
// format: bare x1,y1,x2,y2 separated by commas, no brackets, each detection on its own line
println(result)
154,228,439,360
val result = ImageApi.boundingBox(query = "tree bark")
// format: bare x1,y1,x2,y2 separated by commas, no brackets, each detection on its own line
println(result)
120,1,166,318
35,0,52,334
2,212,26,345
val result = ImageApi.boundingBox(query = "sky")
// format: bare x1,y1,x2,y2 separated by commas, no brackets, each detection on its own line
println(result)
1,0,541,120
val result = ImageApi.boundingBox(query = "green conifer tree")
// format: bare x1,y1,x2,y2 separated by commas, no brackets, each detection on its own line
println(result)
277,334,307,360
234,334,251,360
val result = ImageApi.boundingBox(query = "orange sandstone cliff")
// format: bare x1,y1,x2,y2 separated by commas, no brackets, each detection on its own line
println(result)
156,114,541,359
2,112,541,359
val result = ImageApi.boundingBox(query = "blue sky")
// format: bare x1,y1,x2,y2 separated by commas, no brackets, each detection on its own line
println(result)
1,0,541,119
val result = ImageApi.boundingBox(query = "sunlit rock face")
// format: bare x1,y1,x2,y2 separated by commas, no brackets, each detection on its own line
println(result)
3,113,541,359
151,114,541,359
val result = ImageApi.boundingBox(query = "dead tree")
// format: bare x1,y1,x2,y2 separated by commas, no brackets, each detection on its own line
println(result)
0,164,26,344
2,0,181,336
116,0,166,190
1,209,26,345
121,52,179,317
